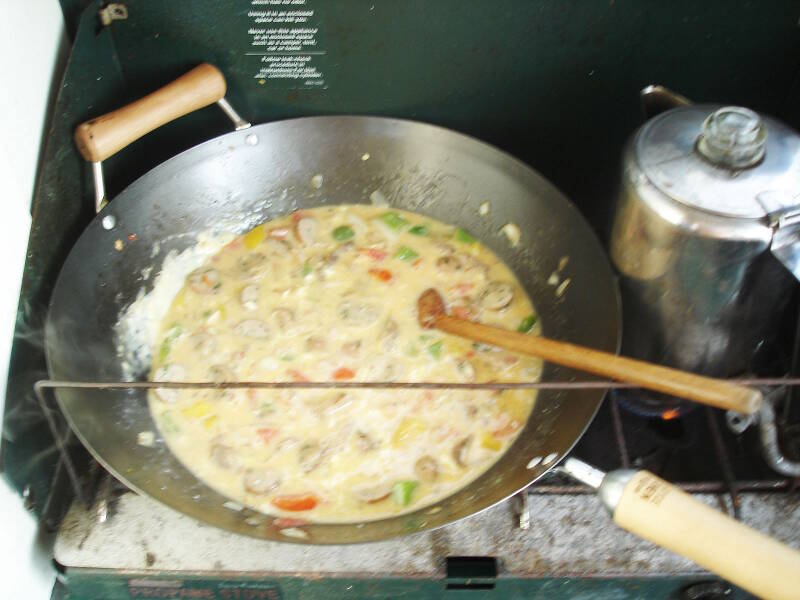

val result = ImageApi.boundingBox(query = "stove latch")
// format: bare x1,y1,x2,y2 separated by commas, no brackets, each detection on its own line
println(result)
445,556,497,591
98,3,128,27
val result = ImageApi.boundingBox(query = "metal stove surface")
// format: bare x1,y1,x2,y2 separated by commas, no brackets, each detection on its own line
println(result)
56,487,800,577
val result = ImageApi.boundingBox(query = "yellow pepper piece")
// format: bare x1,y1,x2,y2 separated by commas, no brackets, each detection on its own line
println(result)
172,288,189,310
392,418,427,448
203,415,219,429
182,401,214,420
243,226,266,249
480,431,502,451
496,391,533,423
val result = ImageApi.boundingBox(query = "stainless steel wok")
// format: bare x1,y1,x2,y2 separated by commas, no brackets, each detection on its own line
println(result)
45,64,620,543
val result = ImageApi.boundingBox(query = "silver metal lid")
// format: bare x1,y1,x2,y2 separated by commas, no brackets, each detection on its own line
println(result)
635,104,800,219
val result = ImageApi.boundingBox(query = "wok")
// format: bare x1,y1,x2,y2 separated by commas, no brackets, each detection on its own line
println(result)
45,65,800,598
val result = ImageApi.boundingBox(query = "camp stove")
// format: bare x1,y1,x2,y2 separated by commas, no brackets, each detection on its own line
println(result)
6,1,800,599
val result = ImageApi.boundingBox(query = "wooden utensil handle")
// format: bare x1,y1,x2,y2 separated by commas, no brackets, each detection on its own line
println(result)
436,315,762,414
614,471,800,600
74,63,226,162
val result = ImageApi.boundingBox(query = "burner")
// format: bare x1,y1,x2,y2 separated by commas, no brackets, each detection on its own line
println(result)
613,388,697,420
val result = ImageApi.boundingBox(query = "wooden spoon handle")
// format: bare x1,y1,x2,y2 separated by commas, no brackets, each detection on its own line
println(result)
435,314,762,414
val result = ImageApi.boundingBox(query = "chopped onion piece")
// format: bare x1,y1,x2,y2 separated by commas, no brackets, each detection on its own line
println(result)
279,527,309,539
556,278,571,297
500,222,521,247
137,431,155,447
369,190,389,206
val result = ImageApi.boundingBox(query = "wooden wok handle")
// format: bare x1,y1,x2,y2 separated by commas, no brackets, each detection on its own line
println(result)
434,314,762,414
74,63,226,162
613,470,800,600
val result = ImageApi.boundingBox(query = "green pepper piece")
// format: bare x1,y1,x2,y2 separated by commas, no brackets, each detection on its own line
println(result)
160,411,180,434
455,228,477,244
380,212,409,230
394,246,419,261
427,340,443,359
404,344,420,357
408,225,429,236
158,338,172,362
158,323,182,361
392,480,419,506
332,225,355,241
518,314,538,333
302,261,313,276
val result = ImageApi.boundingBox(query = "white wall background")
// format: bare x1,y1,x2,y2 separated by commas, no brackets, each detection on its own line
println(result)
0,0,69,597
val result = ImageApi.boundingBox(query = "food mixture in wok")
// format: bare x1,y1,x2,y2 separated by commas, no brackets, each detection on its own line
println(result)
149,205,540,522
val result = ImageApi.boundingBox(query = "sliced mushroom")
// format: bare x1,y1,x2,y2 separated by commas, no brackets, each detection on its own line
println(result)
434,241,456,255
463,256,490,279
271,308,295,332
338,300,380,327
190,331,217,356
326,241,355,265
152,364,186,403
210,444,241,471
354,430,378,452
379,361,405,382
452,435,473,468
463,402,479,418
414,455,440,482
207,364,234,382
296,217,319,245
324,393,351,415
479,281,514,310
341,339,362,356
277,436,299,453
435,255,464,273
265,238,291,257
199,363,234,401
187,267,221,294
235,253,268,280
240,285,259,311
305,336,327,351
234,319,271,339
455,358,476,382
243,469,282,495
351,481,393,503
298,441,324,473
380,318,399,351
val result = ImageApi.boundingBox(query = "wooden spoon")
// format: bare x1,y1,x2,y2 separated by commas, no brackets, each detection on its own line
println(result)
417,288,762,415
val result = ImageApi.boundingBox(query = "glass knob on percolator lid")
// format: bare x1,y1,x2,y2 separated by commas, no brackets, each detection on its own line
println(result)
696,106,767,169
